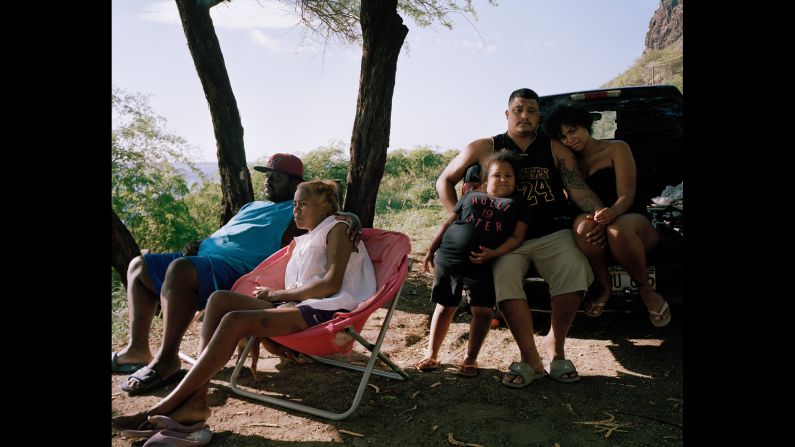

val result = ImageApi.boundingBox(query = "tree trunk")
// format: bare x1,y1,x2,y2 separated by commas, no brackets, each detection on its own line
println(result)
175,0,253,227
112,208,141,289
343,0,408,227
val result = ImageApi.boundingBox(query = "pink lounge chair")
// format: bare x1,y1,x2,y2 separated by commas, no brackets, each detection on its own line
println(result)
225,228,411,420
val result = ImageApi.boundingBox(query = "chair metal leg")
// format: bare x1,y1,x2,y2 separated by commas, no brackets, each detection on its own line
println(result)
308,327,409,381
228,282,409,420
178,352,197,366
177,310,204,366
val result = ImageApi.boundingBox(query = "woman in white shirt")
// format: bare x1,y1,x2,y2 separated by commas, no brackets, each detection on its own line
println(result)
113,180,376,431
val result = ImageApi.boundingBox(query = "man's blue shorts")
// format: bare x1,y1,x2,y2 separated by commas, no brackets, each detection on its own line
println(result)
143,253,244,310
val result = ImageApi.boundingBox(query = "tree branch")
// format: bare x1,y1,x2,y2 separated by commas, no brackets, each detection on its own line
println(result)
202,0,229,8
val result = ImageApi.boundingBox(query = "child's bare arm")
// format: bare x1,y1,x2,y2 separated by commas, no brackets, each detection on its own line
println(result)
424,213,458,272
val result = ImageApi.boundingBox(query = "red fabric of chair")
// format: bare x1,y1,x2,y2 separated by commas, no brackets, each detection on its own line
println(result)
229,228,411,356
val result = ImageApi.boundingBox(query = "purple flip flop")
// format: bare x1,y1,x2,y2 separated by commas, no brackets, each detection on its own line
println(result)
120,415,207,440
143,428,213,447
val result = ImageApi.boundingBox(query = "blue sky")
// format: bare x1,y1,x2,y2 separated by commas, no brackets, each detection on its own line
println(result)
112,0,660,162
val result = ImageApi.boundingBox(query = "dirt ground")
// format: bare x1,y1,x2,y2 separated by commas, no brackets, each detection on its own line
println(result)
111,252,683,447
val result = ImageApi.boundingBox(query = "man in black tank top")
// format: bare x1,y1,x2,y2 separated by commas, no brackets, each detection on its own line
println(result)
435,88,607,386
492,132,577,239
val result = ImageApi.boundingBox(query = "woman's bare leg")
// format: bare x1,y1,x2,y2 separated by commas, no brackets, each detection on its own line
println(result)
607,214,669,323
199,291,276,353
113,296,306,431
573,214,611,315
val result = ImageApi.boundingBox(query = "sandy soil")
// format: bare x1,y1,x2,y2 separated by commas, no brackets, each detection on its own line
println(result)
111,253,683,446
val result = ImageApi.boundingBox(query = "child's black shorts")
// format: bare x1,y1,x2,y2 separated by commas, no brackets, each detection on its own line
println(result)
431,262,495,308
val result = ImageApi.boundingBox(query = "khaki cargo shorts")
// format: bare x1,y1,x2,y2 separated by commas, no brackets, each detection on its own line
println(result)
493,229,593,302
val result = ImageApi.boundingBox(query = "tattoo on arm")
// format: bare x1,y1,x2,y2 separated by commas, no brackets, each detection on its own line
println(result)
574,194,603,214
558,157,604,213
558,157,588,190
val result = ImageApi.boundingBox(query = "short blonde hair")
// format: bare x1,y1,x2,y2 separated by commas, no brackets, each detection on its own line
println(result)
297,180,340,214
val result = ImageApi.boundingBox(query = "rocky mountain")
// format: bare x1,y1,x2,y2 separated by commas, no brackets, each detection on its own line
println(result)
645,0,683,51
602,0,683,92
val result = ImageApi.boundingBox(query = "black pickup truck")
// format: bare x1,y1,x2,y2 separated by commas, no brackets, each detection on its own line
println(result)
536,85,683,311
465,85,683,313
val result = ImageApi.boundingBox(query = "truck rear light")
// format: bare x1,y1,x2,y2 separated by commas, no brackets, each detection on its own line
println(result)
570,90,621,101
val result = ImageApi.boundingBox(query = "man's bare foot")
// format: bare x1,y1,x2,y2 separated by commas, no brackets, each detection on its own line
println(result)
147,355,183,378
115,347,153,367
123,355,183,392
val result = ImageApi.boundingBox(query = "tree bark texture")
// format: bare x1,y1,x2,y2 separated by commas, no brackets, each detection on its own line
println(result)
175,0,253,226
343,0,408,227
112,208,141,289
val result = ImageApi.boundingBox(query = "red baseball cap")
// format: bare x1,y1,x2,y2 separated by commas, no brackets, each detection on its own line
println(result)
253,153,304,180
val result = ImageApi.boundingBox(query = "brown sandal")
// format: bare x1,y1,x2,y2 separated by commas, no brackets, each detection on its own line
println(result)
455,361,479,378
416,358,441,371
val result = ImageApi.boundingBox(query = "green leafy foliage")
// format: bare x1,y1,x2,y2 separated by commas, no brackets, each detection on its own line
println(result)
112,87,208,252
374,205,448,255
376,146,457,212
111,87,460,284
184,181,223,239
301,140,350,186
248,143,456,214
398,0,477,30
285,0,493,45
111,269,127,341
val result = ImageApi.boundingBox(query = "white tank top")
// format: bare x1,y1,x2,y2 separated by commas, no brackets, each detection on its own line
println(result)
284,215,376,311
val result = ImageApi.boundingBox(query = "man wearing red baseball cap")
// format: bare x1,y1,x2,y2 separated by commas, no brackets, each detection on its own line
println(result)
115,153,309,394
253,152,304,180
253,153,305,204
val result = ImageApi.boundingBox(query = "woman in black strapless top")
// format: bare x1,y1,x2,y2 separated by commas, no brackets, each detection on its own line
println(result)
544,105,670,327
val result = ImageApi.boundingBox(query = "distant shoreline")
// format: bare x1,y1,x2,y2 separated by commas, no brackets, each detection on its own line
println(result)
172,161,221,186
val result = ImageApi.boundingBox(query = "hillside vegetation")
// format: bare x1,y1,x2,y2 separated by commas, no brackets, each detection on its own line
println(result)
602,0,682,92
602,45,682,92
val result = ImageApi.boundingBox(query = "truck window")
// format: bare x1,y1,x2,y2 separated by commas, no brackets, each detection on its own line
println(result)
591,110,617,139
